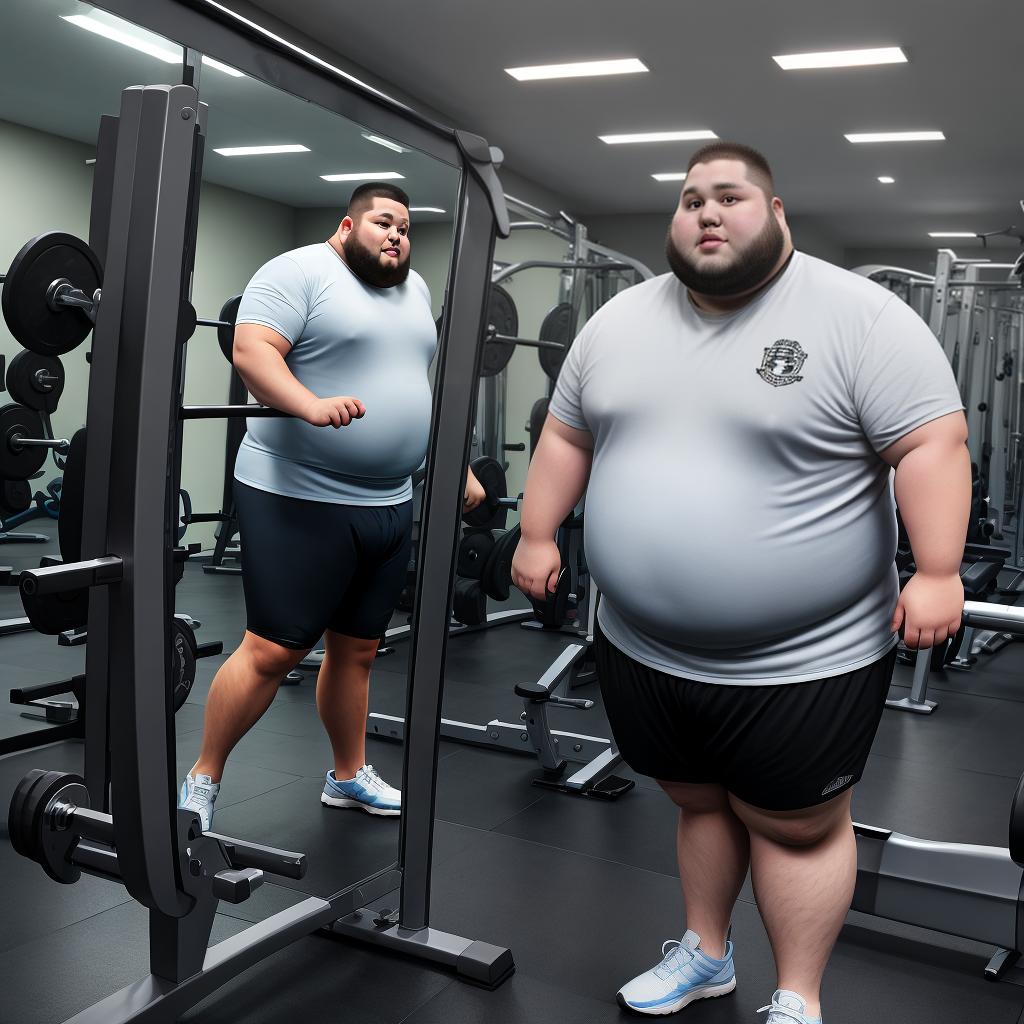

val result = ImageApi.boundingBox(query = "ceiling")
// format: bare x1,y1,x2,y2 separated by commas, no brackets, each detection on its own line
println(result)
241,0,1024,251
0,0,459,217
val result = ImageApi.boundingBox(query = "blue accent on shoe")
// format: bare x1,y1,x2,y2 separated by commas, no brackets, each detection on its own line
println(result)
617,930,736,1015
321,764,401,816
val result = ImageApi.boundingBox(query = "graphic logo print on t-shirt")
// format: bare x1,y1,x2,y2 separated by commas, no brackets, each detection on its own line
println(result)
756,339,808,388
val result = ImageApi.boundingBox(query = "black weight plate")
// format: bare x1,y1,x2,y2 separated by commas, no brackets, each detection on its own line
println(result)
36,773,87,884
21,586,89,636
456,530,495,581
2,232,101,356
0,403,48,480
463,456,508,530
480,285,518,378
452,578,488,626
171,616,197,712
6,352,65,414
538,302,574,381
479,523,520,602
1011,770,1024,866
8,769,49,861
531,566,571,627
217,294,242,363
58,428,86,563
1,478,32,517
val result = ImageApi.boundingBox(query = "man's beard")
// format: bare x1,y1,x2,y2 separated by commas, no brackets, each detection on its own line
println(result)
343,234,410,288
665,210,785,296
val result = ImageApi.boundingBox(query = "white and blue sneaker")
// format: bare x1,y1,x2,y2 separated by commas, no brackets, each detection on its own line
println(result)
617,930,735,1015
758,990,822,1024
321,765,401,816
178,773,220,832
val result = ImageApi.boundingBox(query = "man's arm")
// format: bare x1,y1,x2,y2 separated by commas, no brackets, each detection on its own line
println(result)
879,410,971,647
512,415,594,600
233,324,364,427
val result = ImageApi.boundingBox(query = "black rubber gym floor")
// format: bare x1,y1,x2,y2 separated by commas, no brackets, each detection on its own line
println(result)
3,529,1024,1023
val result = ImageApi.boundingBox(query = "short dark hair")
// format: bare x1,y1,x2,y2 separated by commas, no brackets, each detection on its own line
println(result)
347,181,410,218
686,142,775,199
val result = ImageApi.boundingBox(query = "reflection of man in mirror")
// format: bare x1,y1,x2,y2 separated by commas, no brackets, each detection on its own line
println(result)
512,142,969,1023
179,181,485,829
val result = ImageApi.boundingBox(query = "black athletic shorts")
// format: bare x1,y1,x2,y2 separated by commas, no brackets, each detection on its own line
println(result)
234,480,413,650
594,626,897,812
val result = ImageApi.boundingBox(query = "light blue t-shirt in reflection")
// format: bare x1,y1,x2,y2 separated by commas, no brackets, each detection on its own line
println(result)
233,242,436,505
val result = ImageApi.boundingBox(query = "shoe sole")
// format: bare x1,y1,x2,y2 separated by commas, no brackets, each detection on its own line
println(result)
616,978,736,1016
321,793,401,816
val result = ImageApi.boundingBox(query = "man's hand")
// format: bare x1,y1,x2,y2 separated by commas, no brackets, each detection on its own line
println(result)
511,537,562,602
301,396,366,428
891,572,964,649
463,465,486,512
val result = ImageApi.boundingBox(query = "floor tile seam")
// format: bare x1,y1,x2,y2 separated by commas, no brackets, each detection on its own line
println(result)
480,821,714,884
393,978,459,1023
889,680,1024,706
866,748,1022,782
206,772,308,810
1,894,136,955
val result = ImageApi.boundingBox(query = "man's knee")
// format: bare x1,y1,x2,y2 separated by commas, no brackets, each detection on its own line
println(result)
241,631,307,678
324,631,380,670
730,791,851,847
658,780,731,814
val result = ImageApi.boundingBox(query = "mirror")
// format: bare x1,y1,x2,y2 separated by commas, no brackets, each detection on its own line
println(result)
183,48,462,898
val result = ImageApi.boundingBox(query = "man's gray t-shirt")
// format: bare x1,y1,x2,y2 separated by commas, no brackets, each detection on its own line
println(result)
233,242,436,505
549,252,964,684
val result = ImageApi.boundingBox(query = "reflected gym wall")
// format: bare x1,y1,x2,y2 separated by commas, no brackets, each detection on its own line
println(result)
0,116,296,549
184,181,295,547
0,118,94,453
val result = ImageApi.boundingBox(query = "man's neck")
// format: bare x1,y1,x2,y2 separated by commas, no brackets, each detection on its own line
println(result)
688,244,795,316
326,235,347,263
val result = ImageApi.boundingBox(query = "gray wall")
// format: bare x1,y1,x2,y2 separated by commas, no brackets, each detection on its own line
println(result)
844,246,1023,276
0,119,96,454
0,116,297,548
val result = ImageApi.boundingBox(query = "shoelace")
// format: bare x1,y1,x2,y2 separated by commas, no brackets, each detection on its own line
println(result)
360,765,388,791
653,940,695,981
756,1002,808,1024
189,778,215,800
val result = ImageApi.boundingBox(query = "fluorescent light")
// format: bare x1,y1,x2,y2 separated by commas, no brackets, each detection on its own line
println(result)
506,58,648,82
62,14,179,62
361,133,409,154
215,145,310,157
410,207,446,214
846,131,945,143
600,130,717,145
774,47,907,70
194,0,397,103
929,232,977,238
877,176,896,184
320,172,405,182
62,15,242,75
652,172,687,182
202,56,244,78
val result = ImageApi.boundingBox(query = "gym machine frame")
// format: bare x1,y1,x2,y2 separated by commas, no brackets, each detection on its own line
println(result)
856,600,1024,980
6,0,517,1018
